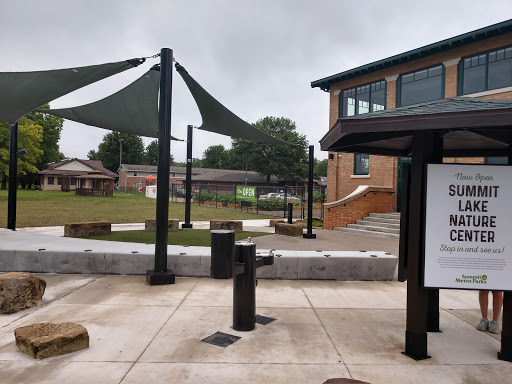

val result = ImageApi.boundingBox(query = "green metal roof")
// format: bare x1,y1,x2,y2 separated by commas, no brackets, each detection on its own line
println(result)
311,19,512,92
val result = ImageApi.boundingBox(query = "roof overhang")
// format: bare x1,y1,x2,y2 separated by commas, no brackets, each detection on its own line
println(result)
320,98,512,157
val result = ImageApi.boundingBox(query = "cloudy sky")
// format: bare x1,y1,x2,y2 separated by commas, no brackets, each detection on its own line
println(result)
0,1,510,163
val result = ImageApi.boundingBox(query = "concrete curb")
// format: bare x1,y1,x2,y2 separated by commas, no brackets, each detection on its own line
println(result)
0,229,397,280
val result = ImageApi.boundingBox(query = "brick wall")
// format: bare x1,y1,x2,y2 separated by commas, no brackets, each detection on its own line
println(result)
323,187,395,230
324,32,512,211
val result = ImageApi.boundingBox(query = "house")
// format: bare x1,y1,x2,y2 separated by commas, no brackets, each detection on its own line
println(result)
37,159,118,196
311,19,512,225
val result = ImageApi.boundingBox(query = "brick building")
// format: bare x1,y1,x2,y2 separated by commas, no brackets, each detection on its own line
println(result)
311,19,512,227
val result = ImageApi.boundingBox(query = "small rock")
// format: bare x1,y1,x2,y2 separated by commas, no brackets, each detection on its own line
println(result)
275,222,303,237
15,322,89,359
0,272,46,314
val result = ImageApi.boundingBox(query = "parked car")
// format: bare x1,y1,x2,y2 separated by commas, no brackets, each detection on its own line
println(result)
260,192,280,199
278,193,300,201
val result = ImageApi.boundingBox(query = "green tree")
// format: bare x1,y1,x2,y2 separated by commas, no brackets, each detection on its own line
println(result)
315,158,328,177
144,140,174,166
20,105,65,188
201,145,229,169
174,158,202,168
230,116,308,184
0,119,43,189
88,132,145,172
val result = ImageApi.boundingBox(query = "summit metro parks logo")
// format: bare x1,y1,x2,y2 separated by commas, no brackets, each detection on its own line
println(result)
455,274,488,285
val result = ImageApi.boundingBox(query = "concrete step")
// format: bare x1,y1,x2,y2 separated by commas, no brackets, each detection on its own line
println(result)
369,213,401,220
333,227,400,239
356,220,400,229
347,224,400,234
362,216,401,225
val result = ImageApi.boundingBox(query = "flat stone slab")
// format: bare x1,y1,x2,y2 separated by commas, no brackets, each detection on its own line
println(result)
15,322,89,359
145,219,179,232
64,221,111,237
210,220,243,232
275,222,303,237
0,272,46,314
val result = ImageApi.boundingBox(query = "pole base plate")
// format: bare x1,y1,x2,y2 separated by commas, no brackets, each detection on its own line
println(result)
303,233,317,239
146,269,176,285
181,223,193,229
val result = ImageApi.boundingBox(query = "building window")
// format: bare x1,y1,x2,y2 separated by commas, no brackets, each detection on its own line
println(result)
339,80,386,117
47,177,54,185
133,172,138,176
460,46,512,95
398,65,444,107
485,157,508,165
353,154,369,175
57,177,62,185
138,182,143,189
70,178,76,186
171,172,176,177
133,183,137,188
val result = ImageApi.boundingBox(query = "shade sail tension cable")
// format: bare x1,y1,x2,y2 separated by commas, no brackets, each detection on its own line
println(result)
0,57,146,124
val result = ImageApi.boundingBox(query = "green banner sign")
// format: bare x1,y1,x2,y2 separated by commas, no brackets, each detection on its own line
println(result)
236,186,256,201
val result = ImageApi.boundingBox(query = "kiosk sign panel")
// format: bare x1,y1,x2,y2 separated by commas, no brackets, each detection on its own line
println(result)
424,164,512,290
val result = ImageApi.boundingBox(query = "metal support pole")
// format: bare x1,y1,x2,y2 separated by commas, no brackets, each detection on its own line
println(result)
146,48,175,285
283,185,288,218
498,151,512,361
404,131,437,360
287,203,293,224
304,145,316,239
7,122,19,230
182,125,193,229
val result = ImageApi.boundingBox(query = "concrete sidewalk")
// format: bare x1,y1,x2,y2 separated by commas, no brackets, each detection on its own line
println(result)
0,274,509,384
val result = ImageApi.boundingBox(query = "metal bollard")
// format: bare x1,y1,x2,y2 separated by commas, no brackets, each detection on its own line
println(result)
288,202,293,224
210,230,235,279
233,240,274,331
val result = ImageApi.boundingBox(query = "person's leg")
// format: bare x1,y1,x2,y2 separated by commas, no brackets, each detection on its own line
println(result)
488,291,503,334
477,291,490,331
479,290,489,319
492,291,503,321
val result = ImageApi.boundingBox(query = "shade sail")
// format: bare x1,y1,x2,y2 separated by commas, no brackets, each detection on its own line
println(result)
176,63,292,146
0,58,144,124
40,67,161,138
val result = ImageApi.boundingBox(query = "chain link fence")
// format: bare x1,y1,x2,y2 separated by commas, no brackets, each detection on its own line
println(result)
170,183,326,219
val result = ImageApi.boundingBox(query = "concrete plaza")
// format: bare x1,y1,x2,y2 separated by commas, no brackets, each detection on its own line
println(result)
0,273,510,384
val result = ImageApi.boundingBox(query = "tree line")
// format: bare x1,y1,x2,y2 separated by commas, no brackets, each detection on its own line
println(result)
1,115,327,190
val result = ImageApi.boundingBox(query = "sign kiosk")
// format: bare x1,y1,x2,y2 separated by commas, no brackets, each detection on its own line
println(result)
318,97,512,363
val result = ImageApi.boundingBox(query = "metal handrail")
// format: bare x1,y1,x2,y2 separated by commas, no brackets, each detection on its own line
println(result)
325,190,395,211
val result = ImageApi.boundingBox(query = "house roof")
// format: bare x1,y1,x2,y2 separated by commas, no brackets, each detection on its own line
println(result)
311,19,512,91
38,158,118,177
191,169,280,184
320,97,512,158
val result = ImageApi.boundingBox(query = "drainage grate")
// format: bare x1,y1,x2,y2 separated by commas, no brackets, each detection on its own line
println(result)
201,332,241,347
255,314,277,325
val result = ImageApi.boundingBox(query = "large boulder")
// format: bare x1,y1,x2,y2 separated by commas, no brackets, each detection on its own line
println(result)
0,272,46,314
64,221,111,237
210,220,243,232
145,218,179,232
275,222,303,237
15,322,89,359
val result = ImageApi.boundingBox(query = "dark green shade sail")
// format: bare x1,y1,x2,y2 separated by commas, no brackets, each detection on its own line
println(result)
0,58,144,124
176,63,292,146
40,67,162,138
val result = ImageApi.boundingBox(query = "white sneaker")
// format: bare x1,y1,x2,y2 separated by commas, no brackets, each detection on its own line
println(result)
476,318,489,331
489,320,500,334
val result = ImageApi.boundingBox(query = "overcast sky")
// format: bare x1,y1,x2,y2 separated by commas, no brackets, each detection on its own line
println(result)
0,1,510,163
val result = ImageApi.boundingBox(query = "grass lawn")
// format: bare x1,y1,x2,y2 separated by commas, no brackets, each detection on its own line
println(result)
82,229,269,246
0,189,274,228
